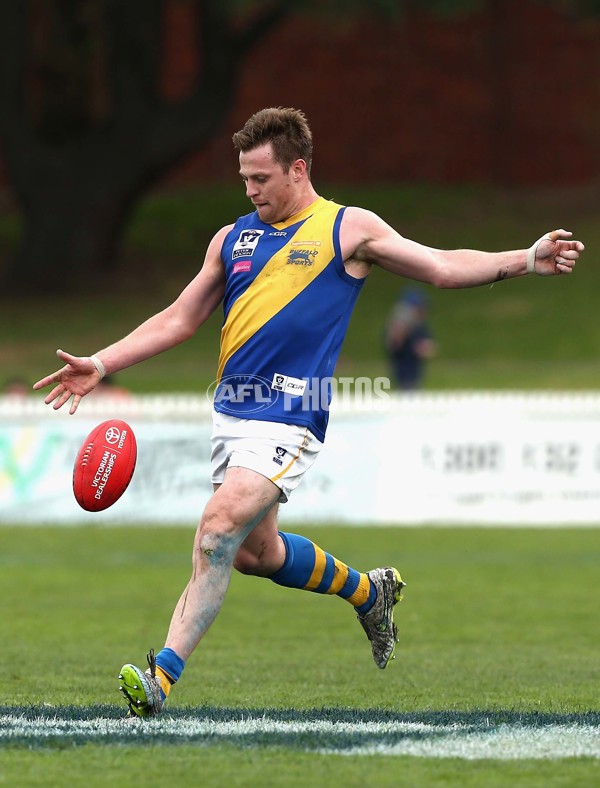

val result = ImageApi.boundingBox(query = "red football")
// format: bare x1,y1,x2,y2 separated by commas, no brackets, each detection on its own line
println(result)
73,420,137,512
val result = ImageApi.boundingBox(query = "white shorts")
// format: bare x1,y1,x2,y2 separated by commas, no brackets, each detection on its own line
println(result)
210,411,323,502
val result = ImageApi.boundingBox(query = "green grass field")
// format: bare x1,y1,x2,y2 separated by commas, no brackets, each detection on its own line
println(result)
1,182,599,392
2,183,599,785
1,524,599,786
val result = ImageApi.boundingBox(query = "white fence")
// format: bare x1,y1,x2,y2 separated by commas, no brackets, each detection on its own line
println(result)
2,392,600,526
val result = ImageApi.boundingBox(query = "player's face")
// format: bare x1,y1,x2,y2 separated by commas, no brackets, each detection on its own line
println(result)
239,143,302,224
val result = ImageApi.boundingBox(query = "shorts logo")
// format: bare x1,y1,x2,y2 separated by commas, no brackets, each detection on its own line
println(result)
233,260,252,274
272,446,287,466
271,373,306,397
232,229,264,260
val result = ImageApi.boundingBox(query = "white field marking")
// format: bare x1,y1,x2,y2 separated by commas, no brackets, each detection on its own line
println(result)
1,714,599,759
322,723,600,760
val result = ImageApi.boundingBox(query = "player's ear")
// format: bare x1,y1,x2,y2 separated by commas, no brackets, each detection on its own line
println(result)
292,159,306,181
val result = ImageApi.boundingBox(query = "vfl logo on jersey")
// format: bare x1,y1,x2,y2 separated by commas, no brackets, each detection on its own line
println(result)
232,229,264,260
272,446,287,466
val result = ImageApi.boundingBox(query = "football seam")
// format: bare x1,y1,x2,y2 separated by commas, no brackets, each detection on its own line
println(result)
80,442,94,467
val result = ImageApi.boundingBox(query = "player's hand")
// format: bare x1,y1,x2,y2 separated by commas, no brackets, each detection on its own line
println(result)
32,349,102,415
529,229,584,276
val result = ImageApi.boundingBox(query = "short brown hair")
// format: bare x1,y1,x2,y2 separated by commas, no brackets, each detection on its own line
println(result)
232,107,313,174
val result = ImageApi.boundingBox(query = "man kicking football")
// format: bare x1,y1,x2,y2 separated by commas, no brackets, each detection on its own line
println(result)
34,107,584,716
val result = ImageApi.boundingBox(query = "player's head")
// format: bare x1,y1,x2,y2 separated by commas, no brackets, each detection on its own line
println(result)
232,107,313,175
233,108,315,223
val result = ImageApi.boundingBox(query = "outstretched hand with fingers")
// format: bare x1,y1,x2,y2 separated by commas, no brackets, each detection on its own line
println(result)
528,229,585,276
33,349,104,415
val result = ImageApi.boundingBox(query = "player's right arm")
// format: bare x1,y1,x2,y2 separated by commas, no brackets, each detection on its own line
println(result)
341,207,584,286
33,224,232,414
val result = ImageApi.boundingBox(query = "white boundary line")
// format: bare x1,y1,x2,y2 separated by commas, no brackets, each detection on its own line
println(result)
1,714,599,760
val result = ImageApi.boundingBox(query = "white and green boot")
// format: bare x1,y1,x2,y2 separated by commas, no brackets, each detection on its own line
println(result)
118,649,164,717
357,567,405,669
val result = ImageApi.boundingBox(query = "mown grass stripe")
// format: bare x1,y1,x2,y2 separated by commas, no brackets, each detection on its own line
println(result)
1,712,599,759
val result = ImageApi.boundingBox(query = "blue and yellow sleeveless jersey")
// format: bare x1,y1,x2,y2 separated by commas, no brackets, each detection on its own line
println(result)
214,196,365,442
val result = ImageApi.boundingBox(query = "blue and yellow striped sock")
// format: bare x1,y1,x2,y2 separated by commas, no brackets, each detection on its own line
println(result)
270,531,377,615
154,647,186,701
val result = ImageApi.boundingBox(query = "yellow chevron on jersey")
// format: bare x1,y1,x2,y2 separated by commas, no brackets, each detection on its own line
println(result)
216,197,337,382
215,195,364,441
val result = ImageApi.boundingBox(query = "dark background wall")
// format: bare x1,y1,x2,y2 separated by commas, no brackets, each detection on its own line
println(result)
162,1,599,187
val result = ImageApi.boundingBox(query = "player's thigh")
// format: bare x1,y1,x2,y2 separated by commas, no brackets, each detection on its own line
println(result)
206,465,280,535
212,478,283,573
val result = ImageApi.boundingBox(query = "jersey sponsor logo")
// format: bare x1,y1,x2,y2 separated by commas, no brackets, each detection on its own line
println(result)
233,260,252,274
269,231,287,237
271,373,307,397
232,229,264,260
288,240,322,267
286,248,318,266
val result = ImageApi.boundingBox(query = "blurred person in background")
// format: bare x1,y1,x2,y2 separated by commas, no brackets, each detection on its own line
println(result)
33,107,584,719
88,373,132,400
385,287,437,390
2,377,31,397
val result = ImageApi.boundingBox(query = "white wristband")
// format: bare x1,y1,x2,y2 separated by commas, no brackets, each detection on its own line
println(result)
527,232,551,274
90,355,106,380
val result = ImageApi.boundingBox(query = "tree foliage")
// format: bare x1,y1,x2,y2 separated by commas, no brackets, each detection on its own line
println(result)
0,0,295,293
0,0,596,294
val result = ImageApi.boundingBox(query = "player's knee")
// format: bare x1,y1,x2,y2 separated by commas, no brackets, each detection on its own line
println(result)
194,512,240,566
195,529,238,566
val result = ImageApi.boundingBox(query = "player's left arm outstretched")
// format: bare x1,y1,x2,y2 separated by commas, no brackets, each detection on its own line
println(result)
33,349,104,414
341,207,585,286
34,225,230,414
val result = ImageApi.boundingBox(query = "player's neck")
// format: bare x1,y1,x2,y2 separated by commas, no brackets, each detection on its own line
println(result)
286,185,320,220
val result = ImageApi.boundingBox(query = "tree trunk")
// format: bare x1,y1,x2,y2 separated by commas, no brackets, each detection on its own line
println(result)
0,0,293,296
1,128,158,294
